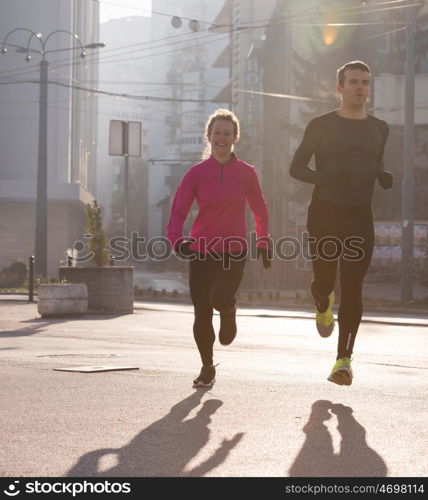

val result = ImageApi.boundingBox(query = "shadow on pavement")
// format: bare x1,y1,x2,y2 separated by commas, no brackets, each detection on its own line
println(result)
288,400,387,477
0,314,126,338
0,316,76,338
67,389,244,477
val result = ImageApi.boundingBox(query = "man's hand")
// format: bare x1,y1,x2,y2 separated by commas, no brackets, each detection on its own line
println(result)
257,247,272,269
378,171,393,189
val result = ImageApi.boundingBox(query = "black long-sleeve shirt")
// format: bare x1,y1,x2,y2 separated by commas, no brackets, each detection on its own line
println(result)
289,111,390,206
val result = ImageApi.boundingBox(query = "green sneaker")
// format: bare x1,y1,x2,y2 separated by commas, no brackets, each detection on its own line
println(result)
327,357,353,386
316,292,335,338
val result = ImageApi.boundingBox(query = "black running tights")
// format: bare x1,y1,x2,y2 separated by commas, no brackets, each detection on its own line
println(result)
307,201,374,359
189,253,246,366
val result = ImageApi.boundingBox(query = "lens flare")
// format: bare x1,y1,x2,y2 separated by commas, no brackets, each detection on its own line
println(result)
323,25,340,46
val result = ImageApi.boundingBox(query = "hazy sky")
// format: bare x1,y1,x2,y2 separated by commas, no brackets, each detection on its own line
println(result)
100,0,152,23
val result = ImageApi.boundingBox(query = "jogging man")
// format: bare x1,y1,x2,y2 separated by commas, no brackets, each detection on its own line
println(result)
289,60,393,386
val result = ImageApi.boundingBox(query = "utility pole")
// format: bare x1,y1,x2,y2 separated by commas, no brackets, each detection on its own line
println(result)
123,122,130,243
109,120,142,259
400,0,416,302
229,23,233,111
229,0,235,112
35,59,49,276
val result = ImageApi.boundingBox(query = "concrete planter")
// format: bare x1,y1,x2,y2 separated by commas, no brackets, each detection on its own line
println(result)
38,283,88,318
59,266,134,314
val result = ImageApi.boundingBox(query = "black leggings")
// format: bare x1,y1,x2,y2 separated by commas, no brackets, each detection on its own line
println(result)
307,201,374,359
189,252,246,366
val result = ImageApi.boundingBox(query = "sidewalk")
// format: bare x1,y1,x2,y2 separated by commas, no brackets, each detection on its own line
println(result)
133,300,428,327
2,293,427,327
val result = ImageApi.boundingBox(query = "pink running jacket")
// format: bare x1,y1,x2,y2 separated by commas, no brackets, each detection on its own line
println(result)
167,154,270,254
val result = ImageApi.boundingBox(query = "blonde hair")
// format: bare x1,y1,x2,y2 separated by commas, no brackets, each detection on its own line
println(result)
202,108,240,159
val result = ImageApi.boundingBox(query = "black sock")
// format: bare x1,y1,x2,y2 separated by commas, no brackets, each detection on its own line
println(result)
315,297,329,313
311,282,329,313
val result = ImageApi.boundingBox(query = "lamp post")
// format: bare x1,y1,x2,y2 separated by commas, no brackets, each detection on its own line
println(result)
400,1,416,302
1,28,104,277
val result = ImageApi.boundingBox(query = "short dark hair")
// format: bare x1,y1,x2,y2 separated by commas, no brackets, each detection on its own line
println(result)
337,60,370,86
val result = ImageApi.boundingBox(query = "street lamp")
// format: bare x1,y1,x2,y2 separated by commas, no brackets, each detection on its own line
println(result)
1,28,104,277
401,0,416,302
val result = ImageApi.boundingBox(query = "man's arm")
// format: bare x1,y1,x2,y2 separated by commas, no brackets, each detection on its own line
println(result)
289,119,322,185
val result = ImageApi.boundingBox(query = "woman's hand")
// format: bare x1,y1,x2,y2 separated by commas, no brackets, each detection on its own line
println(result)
257,247,272,269
174,239,196,258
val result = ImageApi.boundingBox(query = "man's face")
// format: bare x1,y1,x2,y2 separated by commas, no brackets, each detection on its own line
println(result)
337,68,370,109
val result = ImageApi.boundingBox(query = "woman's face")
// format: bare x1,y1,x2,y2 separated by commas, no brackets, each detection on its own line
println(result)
208,119,238,157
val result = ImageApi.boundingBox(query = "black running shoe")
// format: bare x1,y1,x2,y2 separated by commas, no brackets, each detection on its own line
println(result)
219,307,237,346
193,365,216,388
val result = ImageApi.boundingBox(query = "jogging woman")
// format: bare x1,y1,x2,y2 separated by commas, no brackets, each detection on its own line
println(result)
167,108,271,387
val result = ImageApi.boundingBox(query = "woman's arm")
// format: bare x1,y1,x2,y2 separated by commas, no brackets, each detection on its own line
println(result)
166,170,196,248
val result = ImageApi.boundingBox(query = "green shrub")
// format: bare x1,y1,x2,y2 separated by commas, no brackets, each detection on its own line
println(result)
417,237,428,287
0,260,27,287
85,200,109,267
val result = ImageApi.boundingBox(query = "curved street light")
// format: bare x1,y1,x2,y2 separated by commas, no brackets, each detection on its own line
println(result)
1,28,104,276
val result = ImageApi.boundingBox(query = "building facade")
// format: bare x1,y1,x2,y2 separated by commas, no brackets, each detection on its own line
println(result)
97,15,152,243
0,0,101,276
251,0,428,290
147,0,229,246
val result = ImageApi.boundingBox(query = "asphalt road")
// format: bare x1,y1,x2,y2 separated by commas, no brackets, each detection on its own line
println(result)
0,301,427,478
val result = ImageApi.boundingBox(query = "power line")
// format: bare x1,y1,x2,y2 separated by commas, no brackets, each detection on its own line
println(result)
97,0,215,27
4,15,414,82
234,88,328,104
0,2,424,106
8,33,228,83
0,26,219,78
0,28,204,78
0,18,418,106
96,0,326,28
1,0,422,80
0,77,344,106
97,0,415,27
0,98,425,124
1,78,328,108
1,17,410,89
0,27,227,79
0,78,221,103
322,26,407,51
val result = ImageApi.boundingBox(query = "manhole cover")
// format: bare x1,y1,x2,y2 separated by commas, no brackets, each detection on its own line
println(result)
53,366,140,373
38,354,124,358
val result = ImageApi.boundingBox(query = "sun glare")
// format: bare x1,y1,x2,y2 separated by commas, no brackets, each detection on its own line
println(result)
322,25,339,46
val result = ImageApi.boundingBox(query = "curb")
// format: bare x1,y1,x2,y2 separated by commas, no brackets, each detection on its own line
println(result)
1,295,428,327
133,301,428,328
